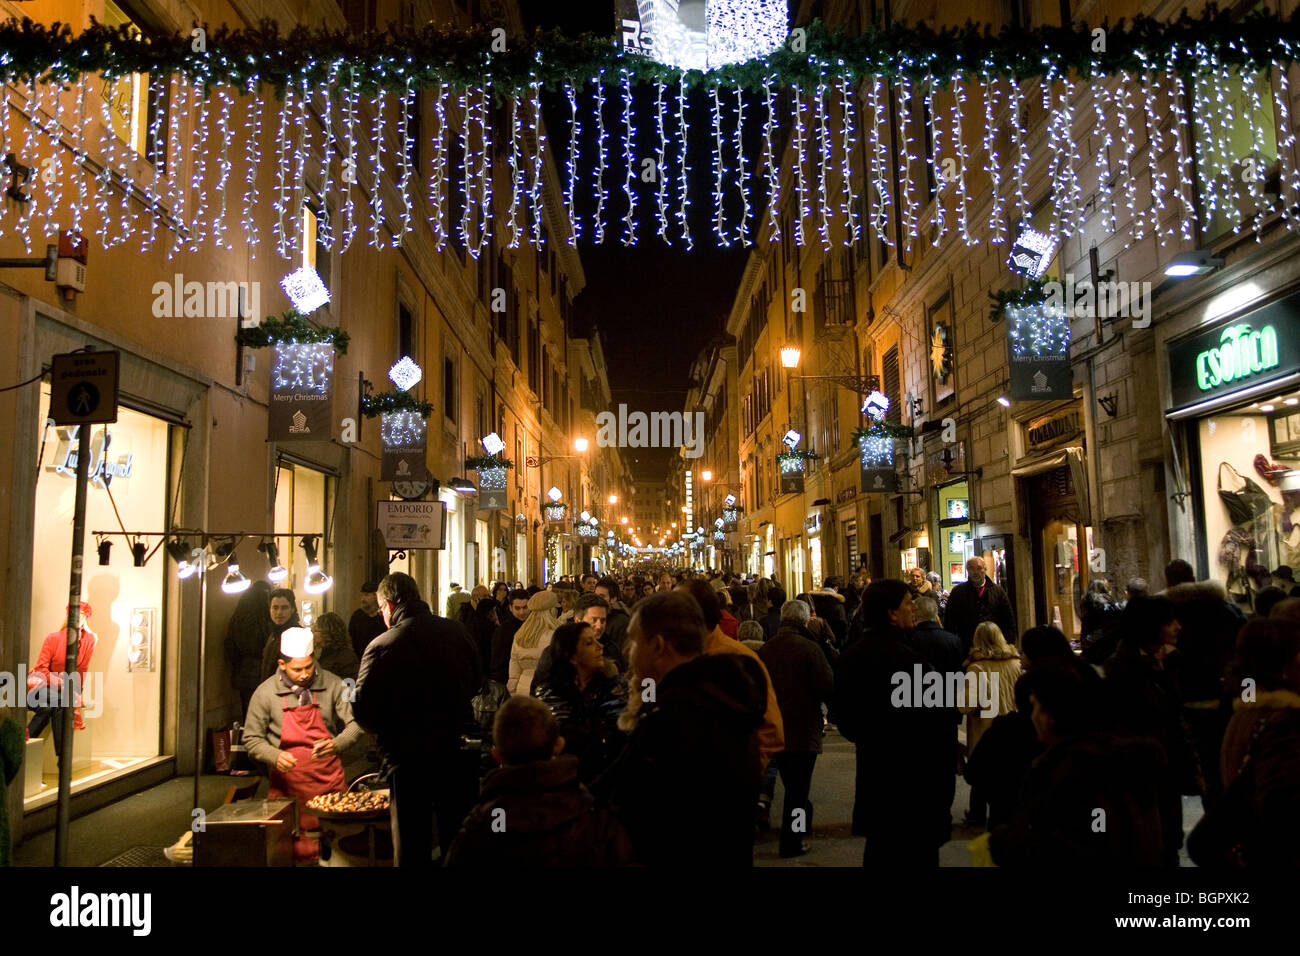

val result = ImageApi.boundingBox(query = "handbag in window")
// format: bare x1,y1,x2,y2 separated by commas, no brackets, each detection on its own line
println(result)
1218,462,1273,527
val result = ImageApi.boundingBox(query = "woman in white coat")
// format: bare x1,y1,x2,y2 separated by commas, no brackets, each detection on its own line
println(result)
508,590,559,696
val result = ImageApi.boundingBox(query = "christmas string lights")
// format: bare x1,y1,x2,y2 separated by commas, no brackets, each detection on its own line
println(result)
860,72,880,247
1115,71,1140,247
897,75,918,255
456,88,471,250
394,77,415,248
213,84,234,250
859,430,893,469
711,84,727,246
430,81,447,249
188,79,215,253
1006,299,1070,358
620,69,636,246
529,77,545,248
42,78,67,242
1241,67,1270,242
1057,75,1086,239
380,410,427,448
272,342,334,393
0,83,11,241
507,91,522,248
167,76,193,259
71,76,87,237
763,75,780,244
1007,75,1030,228
339,73,358,252
1090,78,1117,237
564,80,581,244
241,78,264,254
272,80,293,258
676,77,691,250
926,78,946,244
1273,62,1300,233
476,85,495,256
1137,60,1169,246
950,75,972,245
369,65,388,250
815,74,831,249
594,73,607,245
1163,55,1197,242
314,71,336,251
792,85,807,246
655,80,669,243
734,85,748,246
18,82,40,251
983,70,1006,244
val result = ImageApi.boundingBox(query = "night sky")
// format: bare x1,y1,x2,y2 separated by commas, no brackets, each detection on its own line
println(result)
521,1,772,479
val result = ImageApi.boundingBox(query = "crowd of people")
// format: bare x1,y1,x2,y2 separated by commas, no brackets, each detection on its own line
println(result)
219,554,1300,867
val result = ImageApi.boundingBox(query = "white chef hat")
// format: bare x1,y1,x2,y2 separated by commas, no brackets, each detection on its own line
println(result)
279,627,314,660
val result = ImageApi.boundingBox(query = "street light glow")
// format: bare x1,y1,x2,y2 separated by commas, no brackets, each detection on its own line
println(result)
780,346,801,368
573,437,589,452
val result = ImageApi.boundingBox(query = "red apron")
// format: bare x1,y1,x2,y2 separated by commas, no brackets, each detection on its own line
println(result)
267,691,347,864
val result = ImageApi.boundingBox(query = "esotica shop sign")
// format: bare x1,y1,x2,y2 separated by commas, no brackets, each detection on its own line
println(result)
1169,290,1300,411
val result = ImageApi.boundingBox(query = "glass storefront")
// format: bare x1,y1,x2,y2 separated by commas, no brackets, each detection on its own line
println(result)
273,460,335,625
25,387,172,808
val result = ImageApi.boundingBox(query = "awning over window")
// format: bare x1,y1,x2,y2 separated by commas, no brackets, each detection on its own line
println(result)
1011,445,1091,527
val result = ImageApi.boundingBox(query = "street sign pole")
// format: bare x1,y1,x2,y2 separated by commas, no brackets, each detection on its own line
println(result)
53,424,90,867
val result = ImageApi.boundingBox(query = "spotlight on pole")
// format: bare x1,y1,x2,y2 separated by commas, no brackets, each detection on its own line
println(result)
96,537,112,566
222,564,251,594
259,541,288,583
166,540,199,579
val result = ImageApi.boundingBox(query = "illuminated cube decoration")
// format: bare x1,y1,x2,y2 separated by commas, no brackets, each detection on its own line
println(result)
624,0,787,72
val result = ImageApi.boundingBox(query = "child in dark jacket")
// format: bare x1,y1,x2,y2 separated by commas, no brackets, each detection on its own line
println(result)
444,696,634,868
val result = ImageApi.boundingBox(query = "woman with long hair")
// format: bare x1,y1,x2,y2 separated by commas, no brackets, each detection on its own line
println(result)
311,611,359,682
509,590,559,696
960,622,1023,828
531,621,628,781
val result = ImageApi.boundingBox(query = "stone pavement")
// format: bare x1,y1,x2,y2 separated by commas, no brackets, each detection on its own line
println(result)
756,729,1202,867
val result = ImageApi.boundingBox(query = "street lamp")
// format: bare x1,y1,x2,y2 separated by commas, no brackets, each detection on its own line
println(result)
701,470,712,481
608,493,618,504
780,346,801,368
574,437,589,452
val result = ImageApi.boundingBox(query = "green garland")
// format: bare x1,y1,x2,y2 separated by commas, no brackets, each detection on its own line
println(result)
777,449,817,466
4,9,1299,94
851,422,914,445
465,453,514,470
989,279,1051,323
360,390,432,418
234,310,349,353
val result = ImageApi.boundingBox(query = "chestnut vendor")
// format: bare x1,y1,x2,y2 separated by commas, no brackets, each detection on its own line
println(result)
243,627,363,864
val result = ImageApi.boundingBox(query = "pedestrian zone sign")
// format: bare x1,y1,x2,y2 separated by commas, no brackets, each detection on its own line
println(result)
49,351,119,425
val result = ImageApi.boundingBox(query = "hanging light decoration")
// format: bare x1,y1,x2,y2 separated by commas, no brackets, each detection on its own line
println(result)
280,266,330,314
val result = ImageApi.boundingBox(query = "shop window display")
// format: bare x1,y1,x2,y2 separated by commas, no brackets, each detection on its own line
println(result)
26,387,170,807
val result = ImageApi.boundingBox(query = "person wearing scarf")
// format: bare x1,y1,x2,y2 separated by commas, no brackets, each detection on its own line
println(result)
259,588,303,681
242,626,363,864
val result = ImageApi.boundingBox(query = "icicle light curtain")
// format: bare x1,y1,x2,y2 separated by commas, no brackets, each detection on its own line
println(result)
3,10,1300,255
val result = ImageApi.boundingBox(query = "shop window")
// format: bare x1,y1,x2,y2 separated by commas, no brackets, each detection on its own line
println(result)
274,461,335,622
302,201,332,292
101,0,166,164
27,387,173,807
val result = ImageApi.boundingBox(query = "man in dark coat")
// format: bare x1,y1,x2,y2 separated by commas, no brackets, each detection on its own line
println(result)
834,580,957,865
595,591,767,867
759,586,786,640
901,593,964,677
444,697,633,867
353,572,481,866
944,556,1017,651
1160,559,1245,810
489,589,531,685
758,599,835,857
348,581,387,660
